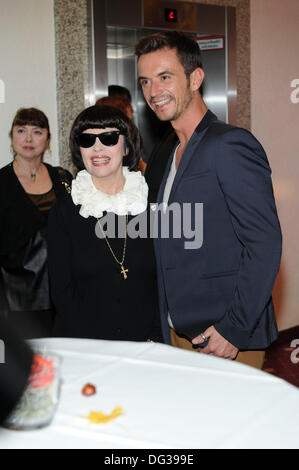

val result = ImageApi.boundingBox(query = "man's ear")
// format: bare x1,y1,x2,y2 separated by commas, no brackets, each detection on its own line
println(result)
190,67,204,92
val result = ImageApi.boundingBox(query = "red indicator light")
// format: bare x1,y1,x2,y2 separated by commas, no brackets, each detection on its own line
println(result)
165,8,177,23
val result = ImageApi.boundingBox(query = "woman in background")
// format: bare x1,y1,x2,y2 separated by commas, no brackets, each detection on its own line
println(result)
47,105,162,342
96,95,133,120
0,107,72,338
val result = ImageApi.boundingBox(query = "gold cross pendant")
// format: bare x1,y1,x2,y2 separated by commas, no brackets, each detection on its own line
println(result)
120,265,128,279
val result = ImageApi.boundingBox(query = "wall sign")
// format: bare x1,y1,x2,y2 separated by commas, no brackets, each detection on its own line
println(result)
196,36,224,51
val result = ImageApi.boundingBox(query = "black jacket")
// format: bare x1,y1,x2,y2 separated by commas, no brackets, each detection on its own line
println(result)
154,111,282,350
47,194,162,342
0,163,72,314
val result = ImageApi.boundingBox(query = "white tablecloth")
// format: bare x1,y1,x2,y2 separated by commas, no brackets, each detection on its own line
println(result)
0,337,298,449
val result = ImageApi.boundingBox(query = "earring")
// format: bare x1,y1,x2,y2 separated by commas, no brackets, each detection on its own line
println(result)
46,143,52,156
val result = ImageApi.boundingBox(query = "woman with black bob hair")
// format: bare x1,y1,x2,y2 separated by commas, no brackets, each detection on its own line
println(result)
70,104,139,172
47,105,162,342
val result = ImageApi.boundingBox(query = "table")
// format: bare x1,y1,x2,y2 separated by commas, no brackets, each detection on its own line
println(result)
0,338,298,449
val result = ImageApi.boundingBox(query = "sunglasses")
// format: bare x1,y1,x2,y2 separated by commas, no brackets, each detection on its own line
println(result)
77,130,123,148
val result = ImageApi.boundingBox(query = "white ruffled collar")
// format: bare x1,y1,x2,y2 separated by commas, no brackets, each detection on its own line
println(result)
71,167,148,218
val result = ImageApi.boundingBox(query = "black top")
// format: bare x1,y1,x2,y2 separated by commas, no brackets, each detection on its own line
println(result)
0,163,72,315
0,315,33,424
47,195,163,342
145,126,178,203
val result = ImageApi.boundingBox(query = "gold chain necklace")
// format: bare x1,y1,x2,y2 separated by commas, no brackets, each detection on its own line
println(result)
97,214,129,279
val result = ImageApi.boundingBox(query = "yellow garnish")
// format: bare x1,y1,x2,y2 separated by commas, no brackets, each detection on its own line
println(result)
82,406,123,423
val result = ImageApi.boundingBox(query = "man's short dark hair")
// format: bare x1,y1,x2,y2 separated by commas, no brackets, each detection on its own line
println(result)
134,30,203,76
70,105,140,171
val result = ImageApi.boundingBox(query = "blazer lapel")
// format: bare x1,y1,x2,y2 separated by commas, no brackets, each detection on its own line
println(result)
156,141,178,204
168,110,218,204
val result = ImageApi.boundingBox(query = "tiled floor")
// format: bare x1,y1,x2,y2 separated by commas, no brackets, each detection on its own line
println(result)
262,325,299,387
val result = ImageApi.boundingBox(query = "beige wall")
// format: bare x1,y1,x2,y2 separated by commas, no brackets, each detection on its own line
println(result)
251,0,299,330
0,0,58,168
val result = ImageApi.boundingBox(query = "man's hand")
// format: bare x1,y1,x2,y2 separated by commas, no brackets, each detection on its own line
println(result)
192,326,238,359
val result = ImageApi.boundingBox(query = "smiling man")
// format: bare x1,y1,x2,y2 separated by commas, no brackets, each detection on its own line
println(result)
135,31,282,368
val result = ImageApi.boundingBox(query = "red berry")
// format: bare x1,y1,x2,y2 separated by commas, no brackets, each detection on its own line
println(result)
82,383,96,396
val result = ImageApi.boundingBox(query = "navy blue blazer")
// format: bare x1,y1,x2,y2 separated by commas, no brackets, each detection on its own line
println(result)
154,110,282,350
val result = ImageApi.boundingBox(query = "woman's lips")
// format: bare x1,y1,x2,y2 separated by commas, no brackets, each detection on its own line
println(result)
23,146,34,150
91,156,110,166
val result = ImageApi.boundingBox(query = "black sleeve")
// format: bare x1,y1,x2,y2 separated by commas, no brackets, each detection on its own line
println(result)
0,316,33,424
56,166,74,195
63,168,74,185
47,200,81,335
